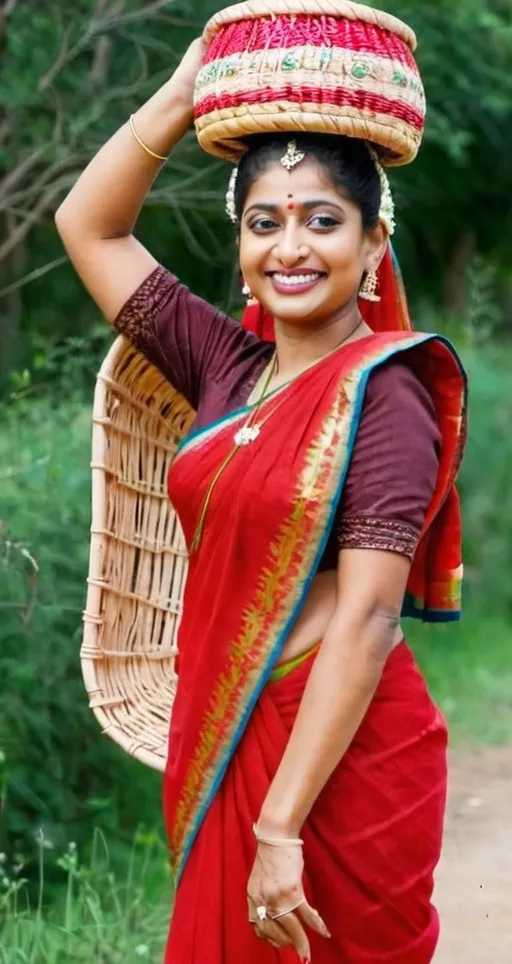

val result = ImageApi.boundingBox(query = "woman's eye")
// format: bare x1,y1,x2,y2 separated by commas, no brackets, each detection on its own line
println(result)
308,214,340,229
250,217,278,231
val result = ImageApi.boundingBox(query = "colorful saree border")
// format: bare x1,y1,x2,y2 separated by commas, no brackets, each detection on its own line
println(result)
169,332,462,883
404,561,465,623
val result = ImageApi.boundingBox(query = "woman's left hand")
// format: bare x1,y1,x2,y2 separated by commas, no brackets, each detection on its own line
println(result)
247,839,330,961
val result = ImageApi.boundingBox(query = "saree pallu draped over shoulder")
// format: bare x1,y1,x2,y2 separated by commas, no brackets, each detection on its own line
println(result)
163,331,466,962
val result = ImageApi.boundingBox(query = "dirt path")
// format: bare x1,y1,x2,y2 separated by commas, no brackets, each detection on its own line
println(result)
434,744,512,962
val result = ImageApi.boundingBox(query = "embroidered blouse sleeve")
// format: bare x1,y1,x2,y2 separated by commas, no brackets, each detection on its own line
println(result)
338,360,441,560
112,265,257,410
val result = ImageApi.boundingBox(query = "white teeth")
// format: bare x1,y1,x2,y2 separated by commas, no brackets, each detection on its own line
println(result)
273,273,322,287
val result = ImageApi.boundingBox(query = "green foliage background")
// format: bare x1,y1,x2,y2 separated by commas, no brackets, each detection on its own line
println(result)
1,0,512,939
1,0,512,386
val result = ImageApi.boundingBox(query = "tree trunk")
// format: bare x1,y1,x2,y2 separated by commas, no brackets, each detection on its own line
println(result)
0,213,26,387
443,231,476,317
88,0,113,89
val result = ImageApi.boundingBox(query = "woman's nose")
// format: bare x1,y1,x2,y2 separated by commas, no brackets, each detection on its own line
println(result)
274,223,310,266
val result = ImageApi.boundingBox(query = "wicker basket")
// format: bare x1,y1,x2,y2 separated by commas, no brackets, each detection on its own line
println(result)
81,337,195,772
195,0,425,166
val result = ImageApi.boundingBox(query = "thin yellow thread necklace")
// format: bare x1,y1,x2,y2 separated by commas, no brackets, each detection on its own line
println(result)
190,353,278,553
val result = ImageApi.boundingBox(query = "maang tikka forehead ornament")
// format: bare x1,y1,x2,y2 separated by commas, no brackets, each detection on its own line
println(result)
280,139,306,171
225,139,306,224
225,140,396,237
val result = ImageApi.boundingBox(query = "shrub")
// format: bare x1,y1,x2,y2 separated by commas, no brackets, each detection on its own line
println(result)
0,396,162,877
0,829,170,961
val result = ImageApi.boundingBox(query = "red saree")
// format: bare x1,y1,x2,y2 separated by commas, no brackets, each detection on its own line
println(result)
163,325,467,962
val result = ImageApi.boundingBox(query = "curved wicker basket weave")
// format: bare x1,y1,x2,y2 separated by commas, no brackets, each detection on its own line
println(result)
195,0,425,166
81,337,195,772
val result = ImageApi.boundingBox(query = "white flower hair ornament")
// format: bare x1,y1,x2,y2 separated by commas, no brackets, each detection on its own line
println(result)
367,147,396,237
225,167,239,224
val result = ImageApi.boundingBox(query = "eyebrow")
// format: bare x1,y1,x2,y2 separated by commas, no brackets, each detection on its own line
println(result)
244,198,346,218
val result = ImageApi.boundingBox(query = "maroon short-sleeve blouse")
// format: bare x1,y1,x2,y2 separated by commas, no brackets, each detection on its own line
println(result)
114,266,441,565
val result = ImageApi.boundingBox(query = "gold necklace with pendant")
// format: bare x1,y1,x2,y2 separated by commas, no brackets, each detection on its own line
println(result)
190,354,277,553
233,354,279,446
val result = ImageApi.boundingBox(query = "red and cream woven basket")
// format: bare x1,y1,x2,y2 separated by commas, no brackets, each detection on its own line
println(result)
195,0,425,166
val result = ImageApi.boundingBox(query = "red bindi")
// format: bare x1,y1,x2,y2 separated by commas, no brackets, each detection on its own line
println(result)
287,202,296,210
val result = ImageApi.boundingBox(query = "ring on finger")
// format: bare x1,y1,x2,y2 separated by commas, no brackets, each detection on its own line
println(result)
247,898,267,926
248,912,268,925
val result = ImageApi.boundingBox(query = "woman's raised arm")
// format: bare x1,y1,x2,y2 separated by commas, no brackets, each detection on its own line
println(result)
54,39,206,323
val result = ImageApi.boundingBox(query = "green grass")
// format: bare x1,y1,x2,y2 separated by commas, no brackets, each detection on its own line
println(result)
0,831,170,963
408,615,512,745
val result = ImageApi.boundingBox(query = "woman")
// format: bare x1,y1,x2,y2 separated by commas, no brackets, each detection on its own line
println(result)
55,35,466,964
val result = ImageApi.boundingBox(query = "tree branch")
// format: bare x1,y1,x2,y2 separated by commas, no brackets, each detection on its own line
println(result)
38,0,180,92
0,178,75,263
103,0,183,29
0,256,68,300
0,0,20,41
1,0,21,15
38,23,74,93
0,118,10,148
0,152,85,211
0,145,54,204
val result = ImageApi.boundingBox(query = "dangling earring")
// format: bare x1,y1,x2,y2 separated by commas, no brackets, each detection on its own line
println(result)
359,270,381,303
242,281,253,303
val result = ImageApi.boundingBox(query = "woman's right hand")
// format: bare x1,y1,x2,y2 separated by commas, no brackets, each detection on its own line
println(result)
169,37,208,114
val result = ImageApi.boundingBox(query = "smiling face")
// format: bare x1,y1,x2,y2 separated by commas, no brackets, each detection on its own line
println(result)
239,157,386,329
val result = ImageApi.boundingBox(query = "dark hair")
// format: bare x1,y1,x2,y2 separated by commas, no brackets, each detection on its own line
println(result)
234,132,381,230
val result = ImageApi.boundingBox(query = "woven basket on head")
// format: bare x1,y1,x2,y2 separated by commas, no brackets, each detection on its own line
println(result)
81,336,195,772
195,0,425,166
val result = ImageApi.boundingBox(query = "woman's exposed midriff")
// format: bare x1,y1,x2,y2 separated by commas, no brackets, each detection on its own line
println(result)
276,569,404,669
